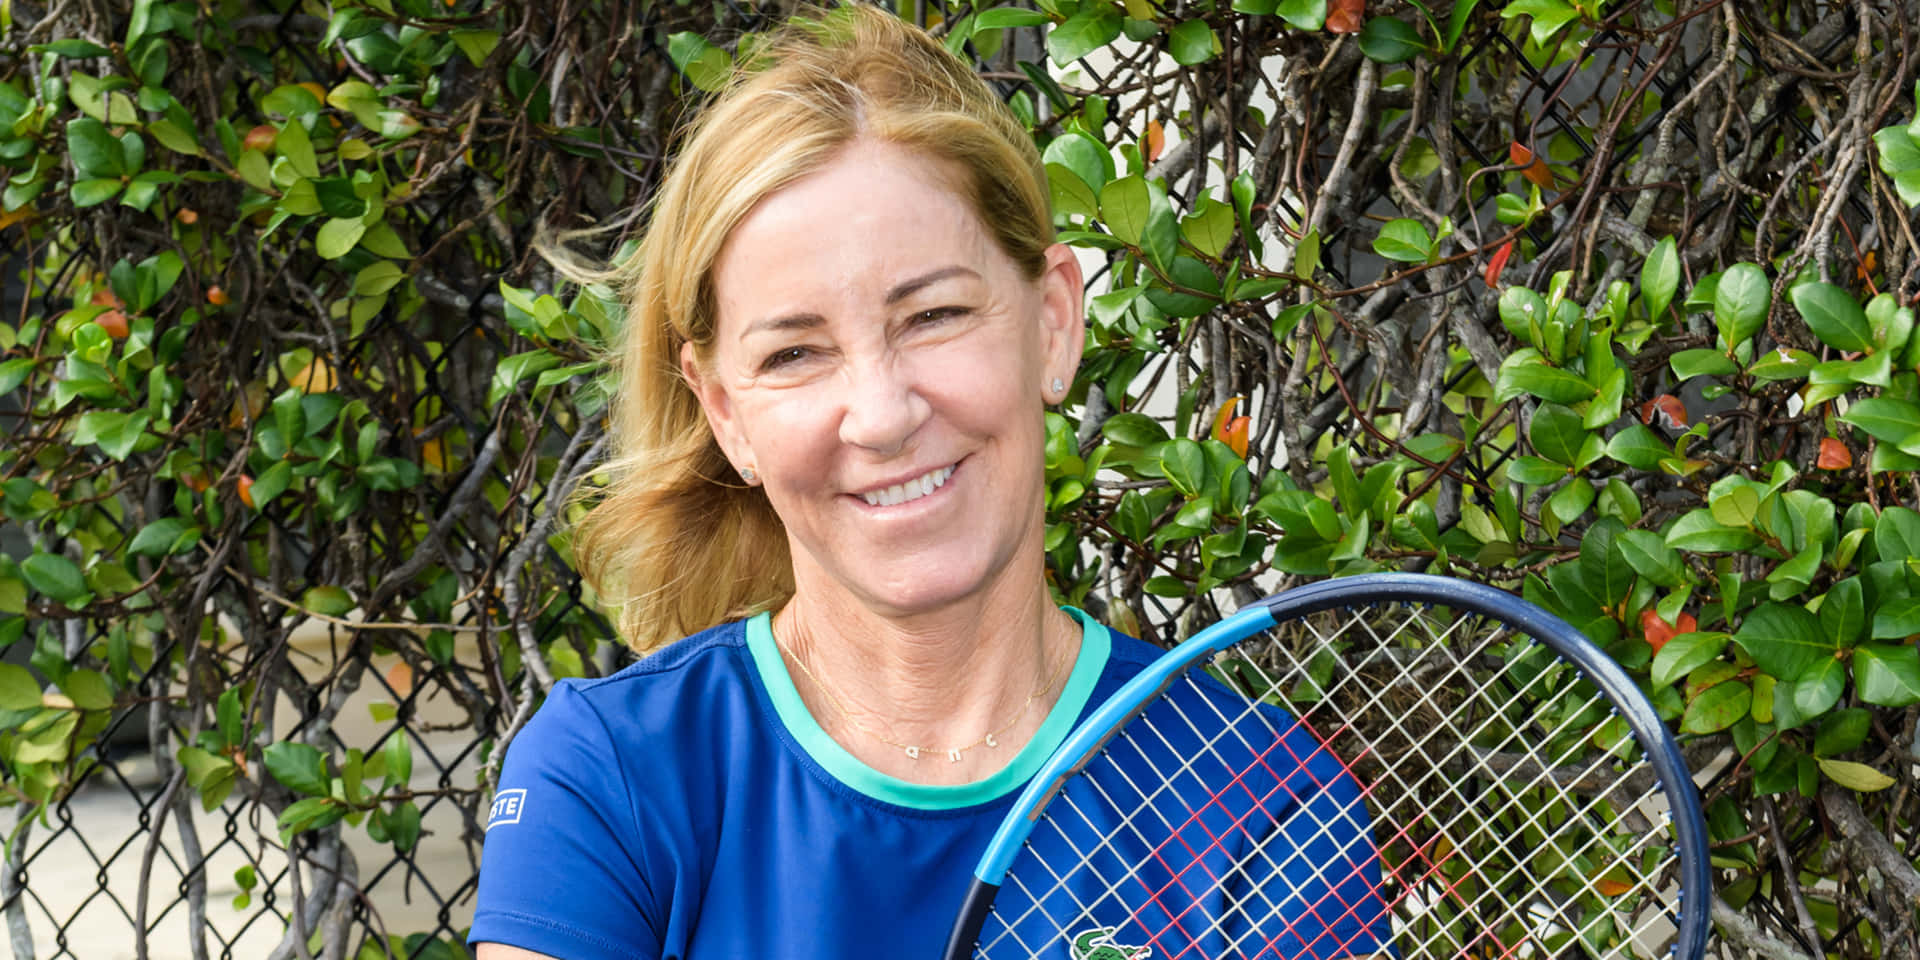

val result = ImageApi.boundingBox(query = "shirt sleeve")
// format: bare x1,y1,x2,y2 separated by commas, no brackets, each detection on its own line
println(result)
468,681,666,960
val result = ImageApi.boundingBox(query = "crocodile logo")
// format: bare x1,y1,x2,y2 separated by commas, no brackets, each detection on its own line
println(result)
1070,926,1152,960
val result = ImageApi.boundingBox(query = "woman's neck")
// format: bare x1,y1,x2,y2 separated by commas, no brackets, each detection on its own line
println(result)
772,573,1082,785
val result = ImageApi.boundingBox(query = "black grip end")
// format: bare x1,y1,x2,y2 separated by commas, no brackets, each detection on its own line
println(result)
939,878,1000,960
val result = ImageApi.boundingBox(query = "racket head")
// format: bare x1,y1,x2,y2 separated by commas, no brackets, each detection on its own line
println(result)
944,573,1711,960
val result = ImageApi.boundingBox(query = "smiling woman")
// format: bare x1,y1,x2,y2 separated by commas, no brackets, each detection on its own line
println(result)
464,6,1379,959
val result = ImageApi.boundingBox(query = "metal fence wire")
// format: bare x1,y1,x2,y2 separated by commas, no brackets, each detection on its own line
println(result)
0,1,1901,958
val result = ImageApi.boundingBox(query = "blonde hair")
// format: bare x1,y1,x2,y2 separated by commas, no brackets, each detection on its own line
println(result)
572,3,1055,653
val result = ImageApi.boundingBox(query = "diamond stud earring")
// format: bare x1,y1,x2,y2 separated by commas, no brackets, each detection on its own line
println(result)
1050,377,1065,394
739,466,758,484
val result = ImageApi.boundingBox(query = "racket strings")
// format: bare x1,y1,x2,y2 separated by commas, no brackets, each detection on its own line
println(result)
977,601,1689,960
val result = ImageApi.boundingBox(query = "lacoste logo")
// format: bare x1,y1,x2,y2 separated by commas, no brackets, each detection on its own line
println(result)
1070,926,1152,960
487,788,526,829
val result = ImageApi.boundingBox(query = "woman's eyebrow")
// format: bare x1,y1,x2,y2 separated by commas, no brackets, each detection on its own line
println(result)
741,312,824,340
885,265,978,304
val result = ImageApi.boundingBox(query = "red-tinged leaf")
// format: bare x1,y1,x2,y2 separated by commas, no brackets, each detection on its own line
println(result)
1641,609,1676,653
1857,250,1877,284
1509,140,1553,190
1818,437,1853,470
1143,120,1165,164
386,661,414,697
1326,0,1364,33
1484,240,1514,287
1211,396,1242,443
1677,612,1698,634
1638,394,1688,430
1223,416,1250,459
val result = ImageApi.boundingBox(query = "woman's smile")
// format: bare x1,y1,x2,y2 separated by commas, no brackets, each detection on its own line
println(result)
855,462,958,508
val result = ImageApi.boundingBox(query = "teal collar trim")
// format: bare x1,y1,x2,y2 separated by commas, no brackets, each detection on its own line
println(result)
745,607,1110,811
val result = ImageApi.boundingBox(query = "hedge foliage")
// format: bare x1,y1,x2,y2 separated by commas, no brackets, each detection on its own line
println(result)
3,0,1920,957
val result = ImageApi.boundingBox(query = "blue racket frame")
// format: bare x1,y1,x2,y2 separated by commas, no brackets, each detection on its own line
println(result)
941,573,1712,960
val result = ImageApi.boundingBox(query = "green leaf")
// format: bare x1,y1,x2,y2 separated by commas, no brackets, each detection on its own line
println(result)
249,460,293,508
1159,438,1208,497
315,218,366,260
354,261,405,297
1358,16,1425,63
1682,681,1749,734
1814,708,1871,757
1873,597,1920,639
275,120,319,179
385,800,422,852
1841,397,1920,445
451,29,501,67
1492,355,1596,404
70,178,122,207
1712,263,1769,347
0,663,42,710
1818,576,1866,647
66,117,124,178
383,733,412,788
1877,127,1920,206
666,32,732,92
1099,176,1150,246
277,796,345,843
1855,644,1920,706
1102,412,1168,447
1653,631,1727,688
1042,131,1111,196
1274,0,1326,29
302,586,354,618
22,553,88,605
263,741,329,797
1669,348,1737,380
1506,455,1568,486
59,669,112,710
1734,602,1835,680
1167,19,1217,64
128,517,200,557
1791,281,1874,354
261,84,321,119
1874,507,1920,564
1372,218,1432,262
1500,0,1580,46
1179,197,1235,260
1640,236,1679,321
1748,347,1817,382
1580,518,1635,605
973,6,1053,29
1048,7,1123,65
1818,758,1895,792
1606,424,1669,470
1527,403,1587,466
1618,529,1685,586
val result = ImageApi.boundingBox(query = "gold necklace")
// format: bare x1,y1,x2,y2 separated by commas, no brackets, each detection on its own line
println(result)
776,627,1073,763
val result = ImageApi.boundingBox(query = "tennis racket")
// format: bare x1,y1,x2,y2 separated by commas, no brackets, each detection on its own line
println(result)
942,573,1711,960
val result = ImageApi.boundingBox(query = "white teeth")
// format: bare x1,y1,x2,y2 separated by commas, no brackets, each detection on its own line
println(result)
861,465,954,507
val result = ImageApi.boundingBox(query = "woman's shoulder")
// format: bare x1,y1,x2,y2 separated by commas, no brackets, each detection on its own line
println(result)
516,618,760,749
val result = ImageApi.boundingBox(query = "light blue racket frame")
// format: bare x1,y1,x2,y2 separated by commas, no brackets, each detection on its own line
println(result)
941,573,1712,960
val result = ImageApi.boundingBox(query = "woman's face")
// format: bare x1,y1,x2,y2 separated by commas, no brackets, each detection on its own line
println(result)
685,139,1083,618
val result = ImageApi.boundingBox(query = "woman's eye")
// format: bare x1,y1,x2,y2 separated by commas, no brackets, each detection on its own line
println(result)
911,306,966,326
760,346,811,371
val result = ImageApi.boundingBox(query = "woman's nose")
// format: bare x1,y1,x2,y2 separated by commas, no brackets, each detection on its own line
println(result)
837,357,932,455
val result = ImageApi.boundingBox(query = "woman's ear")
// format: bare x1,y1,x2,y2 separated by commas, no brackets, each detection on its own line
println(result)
1037,242,1086,394
681,341,753,475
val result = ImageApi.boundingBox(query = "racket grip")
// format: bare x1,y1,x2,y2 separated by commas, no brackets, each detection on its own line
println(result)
940,878,999,960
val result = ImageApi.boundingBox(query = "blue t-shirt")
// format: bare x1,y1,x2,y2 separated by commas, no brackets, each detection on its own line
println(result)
468,610,1387,959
